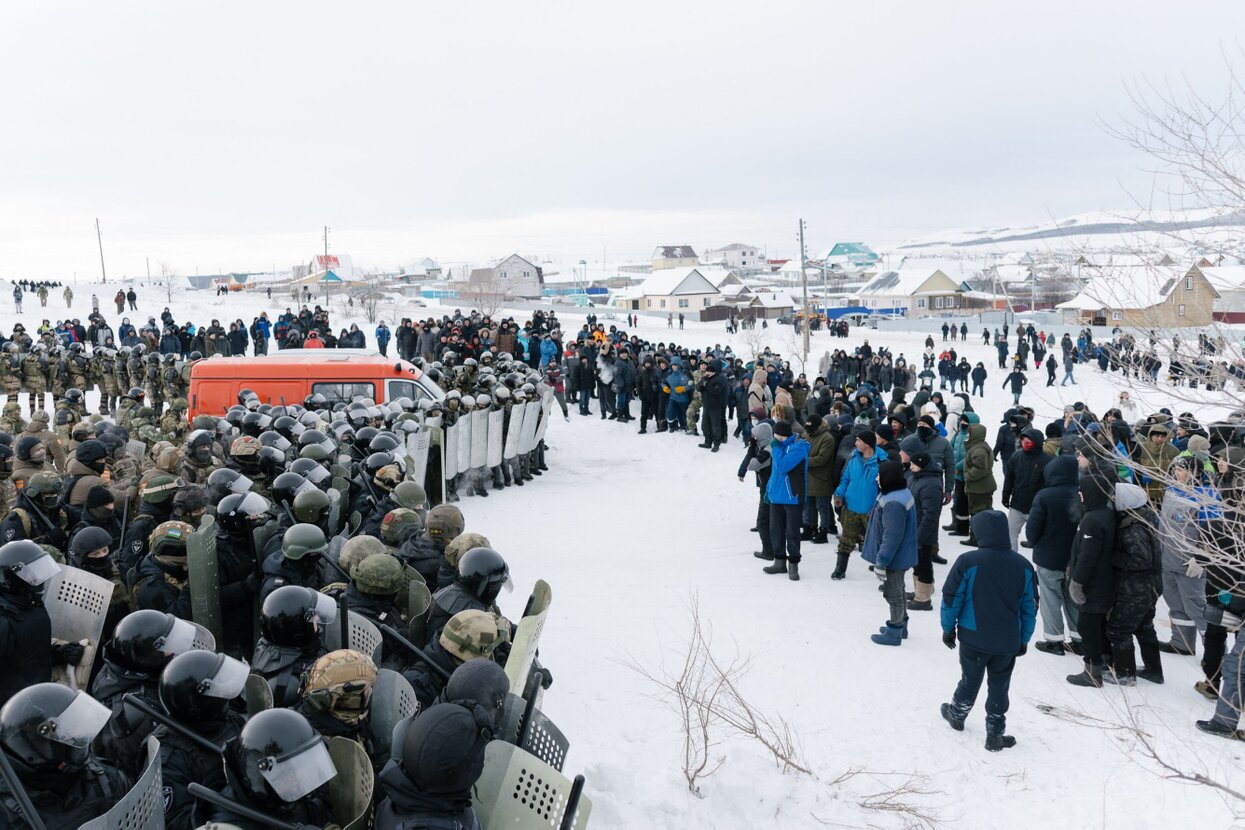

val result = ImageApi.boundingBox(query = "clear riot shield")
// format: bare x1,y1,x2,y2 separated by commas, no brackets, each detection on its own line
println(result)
406,431,430,487
244,673,273,716
456,416,472,476
534,391,555,444
368,669,420,758
504,580,552,696
79,736,164,830
44,565,113,690
443,421,460,479
327,736,374,830
517,401,542,454
503,403,525,461
486,409,505,468
472,741,591,830
470,408,489,469
188,514,222,644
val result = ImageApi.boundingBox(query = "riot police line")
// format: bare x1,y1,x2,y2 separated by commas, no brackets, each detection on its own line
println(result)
0,378,588,829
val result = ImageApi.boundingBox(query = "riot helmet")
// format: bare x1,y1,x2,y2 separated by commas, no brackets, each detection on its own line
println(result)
0,684,111,774
106,609,197,673
457,547,511,605
0,540,62,598
159,650,249,723
259,585,337,646
229,708,337,805
217,492,272,534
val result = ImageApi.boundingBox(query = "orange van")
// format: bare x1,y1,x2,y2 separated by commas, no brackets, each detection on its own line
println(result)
188,350,444,418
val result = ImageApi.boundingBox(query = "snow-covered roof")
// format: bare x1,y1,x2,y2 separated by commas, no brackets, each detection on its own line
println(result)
1056,266,1185,310
751,293,795,309
652,245,698,260
857,268,959,297
718,284,752,298
638,267,719,296
1198,265,1245,292
990,263,1036,284
698,267,741,288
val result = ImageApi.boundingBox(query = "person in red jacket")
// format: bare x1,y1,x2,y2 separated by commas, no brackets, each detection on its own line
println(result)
303,331,325,349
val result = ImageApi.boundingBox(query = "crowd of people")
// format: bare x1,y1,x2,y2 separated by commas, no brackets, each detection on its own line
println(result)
561,314,1244,753
0,296,577,827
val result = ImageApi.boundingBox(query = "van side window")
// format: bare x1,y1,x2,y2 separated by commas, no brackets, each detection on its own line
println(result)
312,382,376,404
387,380,423,403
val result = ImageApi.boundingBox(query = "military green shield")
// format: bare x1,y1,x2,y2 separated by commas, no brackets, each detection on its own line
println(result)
188,514,221,644
405,579,432,648
504,579,552,696
327,488,344,537
327,736,374,830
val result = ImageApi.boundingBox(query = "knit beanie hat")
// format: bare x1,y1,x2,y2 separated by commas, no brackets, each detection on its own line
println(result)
85,485,114,510
909,451,932,470
773,420,793,438
856,429,877,449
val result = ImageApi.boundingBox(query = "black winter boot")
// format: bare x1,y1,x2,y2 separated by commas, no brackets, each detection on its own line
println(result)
811,528,829,544
799,525,815,542
985,735,1017,752
753,550,776,560
788,562,800,581
1066,660,1103,687
763,559,788,575
831,554,849,580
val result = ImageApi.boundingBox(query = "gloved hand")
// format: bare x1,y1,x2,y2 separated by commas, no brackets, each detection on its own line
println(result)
244,572,261,594
1068,581,1087,606
54,641,86,666
1001,496,1011,509
942,629,957,650
1185,558,1205,578
1016,643,1028,657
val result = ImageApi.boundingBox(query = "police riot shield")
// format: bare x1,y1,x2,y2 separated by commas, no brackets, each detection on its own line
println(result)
44,565,112,690
443,421,460,479
517,401,542,454
405,579,433,647
470,408,489,469
189,622,217,652
406,430,430,487
503,403,525,460
395,564,426,621
504,579,552,697
486,409,505,468
327,735,374,830
473,740,592,830
324,610,384,666
244,673,273,717
497,694,571,772
456,415,472,476
327,488,344,538
125,438,147,461
368,669,420,759
188,514,222,644
534,391,555,444
79,736,164,830
251,521,281,570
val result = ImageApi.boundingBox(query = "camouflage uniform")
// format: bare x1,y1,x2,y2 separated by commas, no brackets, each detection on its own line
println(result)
115,398,139,430
52,399,79,444
178,357,196,397
92,350,120,415
144,354,164,417
685,368,704,434
36,286,47,307
160,357,181,405
46,350,67,404
160,399,189,442
126,350,146,394
66,349,90,403
0,402,25,436
0,348,19,405
21,414,68,474
21,350,47,412
113,349,130,400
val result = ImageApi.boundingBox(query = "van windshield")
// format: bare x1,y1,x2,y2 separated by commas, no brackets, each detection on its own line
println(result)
312,382,376,404
386,379,432,403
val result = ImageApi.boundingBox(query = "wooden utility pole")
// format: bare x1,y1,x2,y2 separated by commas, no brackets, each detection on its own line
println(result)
799,218,809,363
95,218,107,283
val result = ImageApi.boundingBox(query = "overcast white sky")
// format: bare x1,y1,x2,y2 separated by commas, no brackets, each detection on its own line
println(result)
2,1,1243,278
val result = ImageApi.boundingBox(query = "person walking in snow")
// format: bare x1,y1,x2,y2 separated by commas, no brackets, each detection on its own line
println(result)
906,450,944,611
940,509,1037,751
11,287,21,313
1002,367,1027,405
863,458,918,645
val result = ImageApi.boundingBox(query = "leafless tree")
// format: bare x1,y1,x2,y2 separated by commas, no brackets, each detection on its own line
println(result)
159,261,177,304
462,269,507,318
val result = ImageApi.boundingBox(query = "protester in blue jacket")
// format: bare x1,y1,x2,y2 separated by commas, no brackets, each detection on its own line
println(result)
375,321,392,356
832,430,887,580
940,510,1037,752
763,420,810,581
863,459,919,645
663,359,693,431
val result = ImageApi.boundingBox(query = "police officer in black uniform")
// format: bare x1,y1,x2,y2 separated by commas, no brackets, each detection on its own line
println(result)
0,541,70,706
0,683,131,828
252,585,333,707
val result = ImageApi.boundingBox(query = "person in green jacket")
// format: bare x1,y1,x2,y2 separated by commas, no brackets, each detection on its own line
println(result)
963,423,997,547
803,414,838,542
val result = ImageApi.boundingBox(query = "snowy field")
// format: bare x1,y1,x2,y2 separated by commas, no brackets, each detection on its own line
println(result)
8,281,1245,829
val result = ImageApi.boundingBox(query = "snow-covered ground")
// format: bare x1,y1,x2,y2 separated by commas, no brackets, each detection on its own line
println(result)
8,282,1243,828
